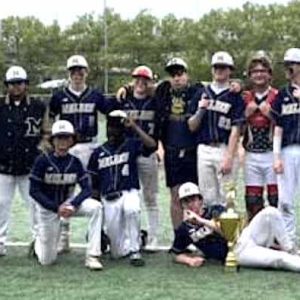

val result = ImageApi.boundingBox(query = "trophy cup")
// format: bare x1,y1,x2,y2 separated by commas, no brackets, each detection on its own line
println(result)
218,182,243,271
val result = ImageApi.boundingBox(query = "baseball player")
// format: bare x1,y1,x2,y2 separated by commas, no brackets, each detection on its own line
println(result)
236,206,300,272
29,120,103,270
0,66,47,256
156,58,201,230
49,55,115,252
116,65,159,250
243,52,278,220
271,48,300,248
87,110,157,267
188,51,245,208
170,182,228,267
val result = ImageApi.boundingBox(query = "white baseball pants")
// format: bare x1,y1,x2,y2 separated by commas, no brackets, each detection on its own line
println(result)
34,199,102,265
277,145,300,245
137,153,159,242
244,151,277,186
197,144,238,206
103,189,141,258
0,174,37,252
235,207,300,271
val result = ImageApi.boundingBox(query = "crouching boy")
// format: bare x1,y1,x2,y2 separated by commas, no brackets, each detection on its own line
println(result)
29,120,103,270
87,110,157,267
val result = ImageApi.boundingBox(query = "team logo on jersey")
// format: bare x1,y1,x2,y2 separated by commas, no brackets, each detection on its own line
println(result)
25,117,42,136
62,98,69,102
45,173,77,185
284,97,290,102
47,167,54,172
98,152,129,169
171,97,185,115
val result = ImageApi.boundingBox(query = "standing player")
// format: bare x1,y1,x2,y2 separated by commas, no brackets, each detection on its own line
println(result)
87,110,157,266
0,66,47,256
117,65,159,250
243,52,278,220
188,51,245,208
271,48,300,247
30,120,103,269
156,58,201,230
49,55,115,252
170,182,228,267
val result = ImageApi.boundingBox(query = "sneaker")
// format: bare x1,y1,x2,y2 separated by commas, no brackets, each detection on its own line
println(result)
85,256,104,271
130,252,145,267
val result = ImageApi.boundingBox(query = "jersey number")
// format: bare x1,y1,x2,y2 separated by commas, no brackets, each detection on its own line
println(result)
218,116,231,130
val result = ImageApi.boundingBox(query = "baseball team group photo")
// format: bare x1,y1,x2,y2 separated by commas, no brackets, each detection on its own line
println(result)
1,1,300,299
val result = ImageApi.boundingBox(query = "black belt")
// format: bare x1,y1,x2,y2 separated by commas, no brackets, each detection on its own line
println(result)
105,191,123,201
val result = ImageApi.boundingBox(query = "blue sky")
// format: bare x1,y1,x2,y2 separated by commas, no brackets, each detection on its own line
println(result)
0,0,291,28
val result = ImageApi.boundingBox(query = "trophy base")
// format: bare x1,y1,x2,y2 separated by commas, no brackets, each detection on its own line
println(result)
224,251,239,272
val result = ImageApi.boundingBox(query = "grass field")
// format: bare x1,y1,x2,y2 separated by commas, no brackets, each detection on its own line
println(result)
2,167,300,300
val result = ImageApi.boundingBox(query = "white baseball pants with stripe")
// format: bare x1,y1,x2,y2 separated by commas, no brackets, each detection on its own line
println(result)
0,174,37,253
235,207,300,271
103,189,141,258
34,199,102,265
137,153,159,242
197,144,239,207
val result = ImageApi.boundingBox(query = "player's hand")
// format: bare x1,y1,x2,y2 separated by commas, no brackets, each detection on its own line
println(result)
247,101,259,113
229,80,242,93
116,86,127,102
273,158,284,174
124,117,136,129
220,156,233,175
58,204,75,218
259,101,271,116
187,256,205,267
198,98,209,109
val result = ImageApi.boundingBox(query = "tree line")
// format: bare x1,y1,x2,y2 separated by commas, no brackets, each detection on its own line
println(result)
0,1,300,93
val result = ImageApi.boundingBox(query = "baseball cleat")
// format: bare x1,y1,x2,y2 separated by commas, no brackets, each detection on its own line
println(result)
129,252,145,267
85,256,104,271
144,237,159,252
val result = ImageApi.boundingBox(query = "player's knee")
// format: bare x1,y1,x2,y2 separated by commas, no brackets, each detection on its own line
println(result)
83,200,103,216
263,206,280,219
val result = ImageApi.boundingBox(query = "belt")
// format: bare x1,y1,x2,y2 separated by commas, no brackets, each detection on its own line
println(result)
105,191,123,201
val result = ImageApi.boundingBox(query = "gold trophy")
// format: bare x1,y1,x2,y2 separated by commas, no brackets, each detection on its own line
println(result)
218,182,243,271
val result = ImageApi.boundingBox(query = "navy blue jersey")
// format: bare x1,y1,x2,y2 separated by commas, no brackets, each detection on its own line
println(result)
155,81,201,148
271,84,300,147
171,206,228,261
0,96,46,175
119,94,158,141
49,87,114,140
30,152,91,213
88,139,149,197
189,85,245,145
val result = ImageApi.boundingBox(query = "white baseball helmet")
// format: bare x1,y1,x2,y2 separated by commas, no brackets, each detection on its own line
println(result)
132,65,153,80
165,57,188,73
108,110,128,119
283,48,300,63
211,51,234,68
5,66,28,83
178,182,201,200
67,55,89,70
51,120,75,137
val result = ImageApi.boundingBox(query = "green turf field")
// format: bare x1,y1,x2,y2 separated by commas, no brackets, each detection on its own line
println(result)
2,167,300,300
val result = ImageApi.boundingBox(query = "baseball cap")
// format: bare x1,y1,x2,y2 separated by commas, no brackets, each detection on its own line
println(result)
284,48,300,63
178,182,201,200
52,120,75,137
132,66,153,80
67,55,89,70
211,51,234,68
165,57,188,73
5,66,28,84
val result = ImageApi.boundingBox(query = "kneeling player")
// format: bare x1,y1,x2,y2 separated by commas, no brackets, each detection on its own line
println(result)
170,182,228,267
29,120,103,270
87,110,157,267
236,206,300,272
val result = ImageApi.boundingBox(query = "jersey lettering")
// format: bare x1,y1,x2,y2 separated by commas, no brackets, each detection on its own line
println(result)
62,103,95,114
45,173,77,185
282,103,300,115
25,117,42,136
98,152,129,169
206,99,231,114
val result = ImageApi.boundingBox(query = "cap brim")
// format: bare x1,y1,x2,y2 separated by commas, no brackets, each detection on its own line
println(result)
5,78,28,84
165,64,187,73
